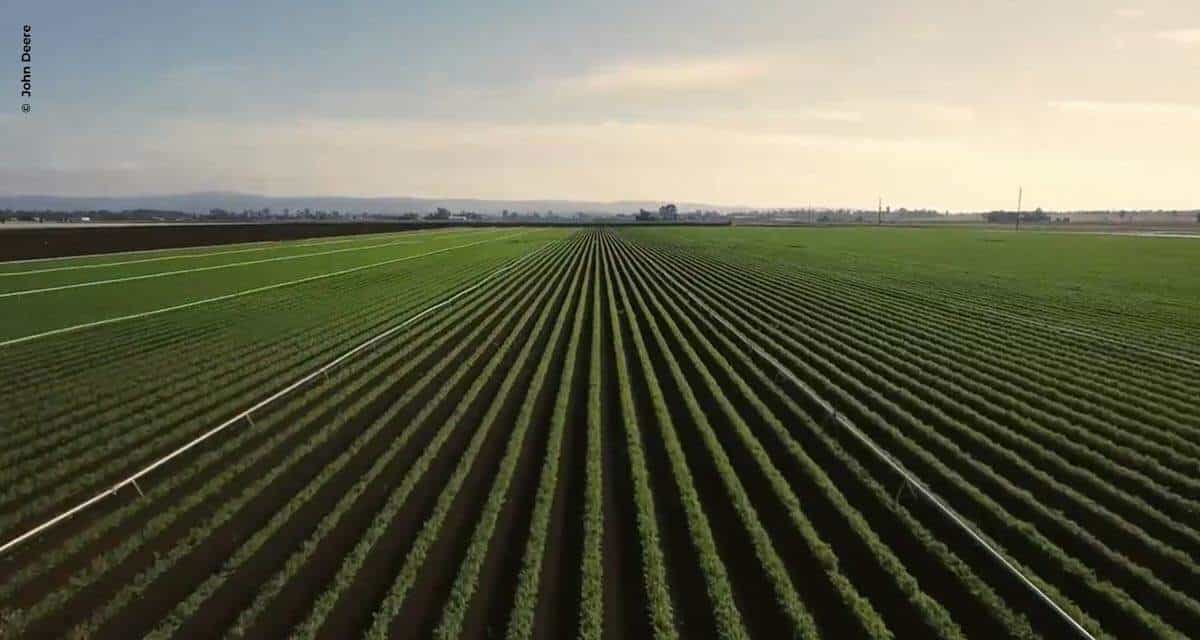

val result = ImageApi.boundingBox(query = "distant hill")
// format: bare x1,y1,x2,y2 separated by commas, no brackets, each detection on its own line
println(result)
0,192,745,216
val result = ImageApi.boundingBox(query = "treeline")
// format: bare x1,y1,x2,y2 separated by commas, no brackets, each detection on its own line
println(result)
0,209,198,223
983,210,1200,224
982,211,1053,224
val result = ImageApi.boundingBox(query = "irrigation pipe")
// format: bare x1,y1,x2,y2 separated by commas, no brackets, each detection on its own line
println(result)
0,229,524,348
670,278,1101,640
0,232,549,556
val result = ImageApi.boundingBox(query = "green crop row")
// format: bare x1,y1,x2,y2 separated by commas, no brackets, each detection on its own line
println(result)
170,242,564,636
75,235,572,639
602,235,752,640
0,234,564,635
654,249,1183,637
0,235,559,539
360,236,586,640
675,242,1200,456
0,228,509,340
144,242,564,640
575,236,606,640
609,236,836,638
221,240,569,639
650,243,1200,568
600,234,679,640
652,256,1044,639
0,234,540,442
286,234,583,639
627,227,1200,415
435,239,589,640
0,251,488,448
668,251,1200,627
504,237,595,640
615,235,962,638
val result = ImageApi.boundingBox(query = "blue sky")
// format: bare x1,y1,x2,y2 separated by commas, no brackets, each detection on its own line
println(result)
5,1,1200,209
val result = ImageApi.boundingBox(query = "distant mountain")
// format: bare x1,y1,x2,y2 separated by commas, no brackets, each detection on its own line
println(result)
0,192,747,216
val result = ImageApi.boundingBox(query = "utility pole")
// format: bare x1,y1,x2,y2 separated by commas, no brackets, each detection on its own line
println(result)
1015,186,1023,232
878,197,883,225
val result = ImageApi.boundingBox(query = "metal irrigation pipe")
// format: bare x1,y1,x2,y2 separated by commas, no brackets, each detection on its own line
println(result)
0,233,548,556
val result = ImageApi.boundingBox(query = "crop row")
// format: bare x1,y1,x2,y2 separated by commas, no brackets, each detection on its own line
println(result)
4,227,1194,639
0,235,576,633
0,232,555,538
616,229,1198,638
0,232,581,637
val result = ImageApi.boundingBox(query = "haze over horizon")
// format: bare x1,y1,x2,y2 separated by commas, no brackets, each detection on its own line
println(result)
6,1,1200,211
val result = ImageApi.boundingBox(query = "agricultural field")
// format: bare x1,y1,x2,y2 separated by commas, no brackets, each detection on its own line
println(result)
0,225,1198,639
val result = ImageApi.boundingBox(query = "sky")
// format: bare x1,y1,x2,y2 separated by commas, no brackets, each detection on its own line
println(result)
4,1,1200,211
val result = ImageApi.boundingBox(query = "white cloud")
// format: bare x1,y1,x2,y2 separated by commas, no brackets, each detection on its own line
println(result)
1113,8,1145,19
915,103,977,124
157,115,968,172
703,107,864,126
683,101,977,130
1050,100,1200,118
120,115,963,203
558,56,771,95
786,108,865,123
1156,29,1200,47
741,131,965,154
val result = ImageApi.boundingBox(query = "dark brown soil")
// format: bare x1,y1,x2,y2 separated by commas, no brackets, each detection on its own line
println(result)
459,274,580,639
382,261,570,640
597,268,651,640
603,248,718,639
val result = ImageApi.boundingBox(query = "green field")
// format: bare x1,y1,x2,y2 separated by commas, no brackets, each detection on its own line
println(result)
633,225,1200,325
0,226,1197,639
0,228,538,341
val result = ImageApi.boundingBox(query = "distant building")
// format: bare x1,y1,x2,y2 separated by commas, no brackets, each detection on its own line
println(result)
635,204,679,222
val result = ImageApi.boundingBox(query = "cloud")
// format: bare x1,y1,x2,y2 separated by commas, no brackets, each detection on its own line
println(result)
158,115,966,168
699,107,865,126
1156,29,1200,47
914,103,976,124
558,56,771,95
97,114,969,204
11,108,1196,210
792,108,865,123
741,131,965,154
1050,100,1200,118
1113,8,1145,19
